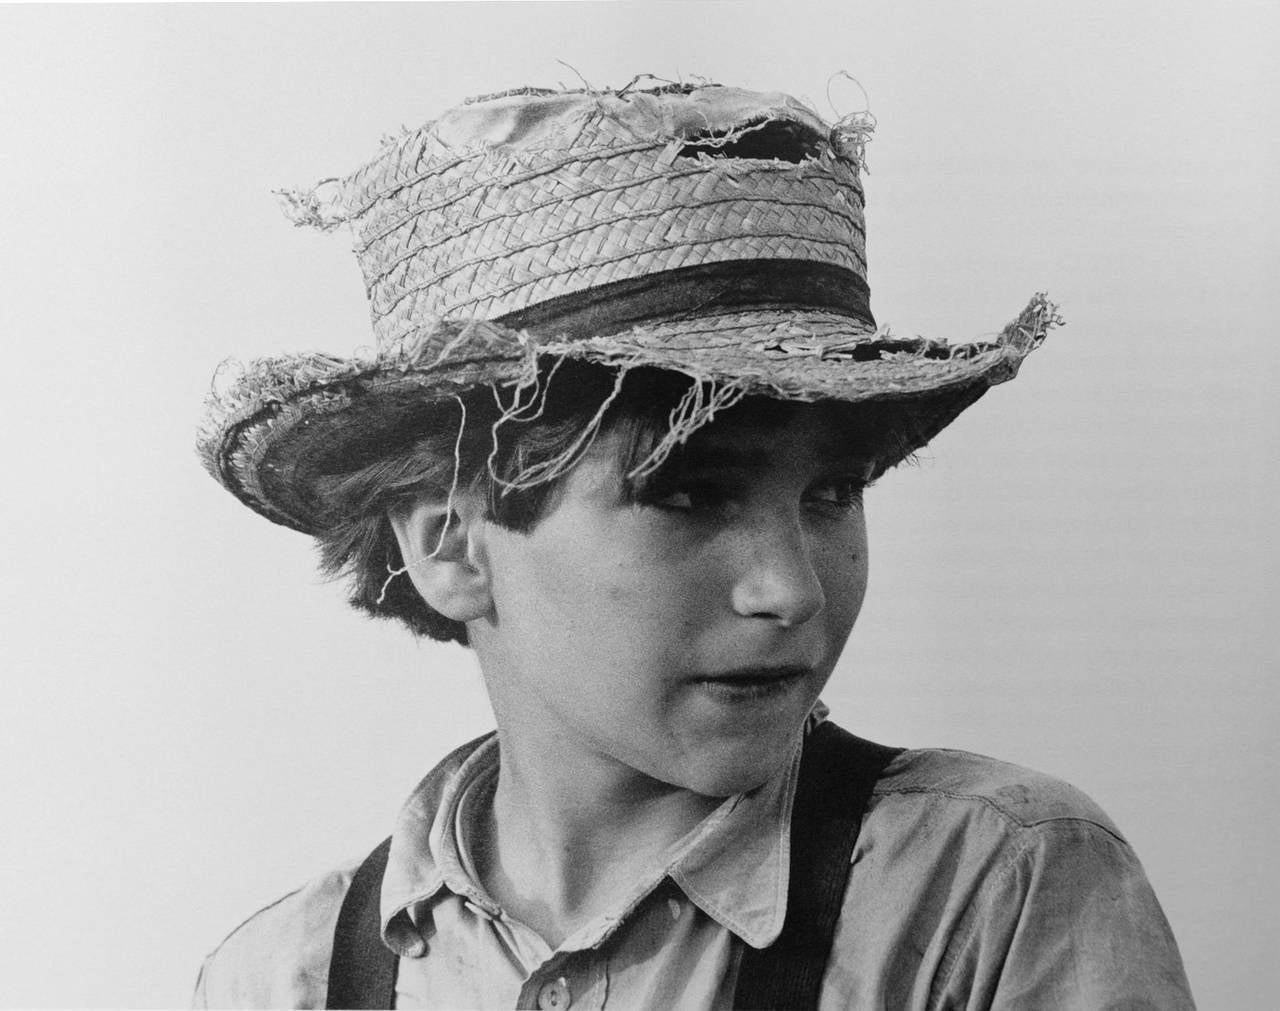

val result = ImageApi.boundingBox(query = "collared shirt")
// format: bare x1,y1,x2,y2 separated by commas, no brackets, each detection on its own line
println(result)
194,724,1195,1009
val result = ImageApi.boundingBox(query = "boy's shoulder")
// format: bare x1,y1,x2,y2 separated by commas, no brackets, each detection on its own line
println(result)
836,744,1194,1007
192,856,359,1008
192,734,494,1007
850,743,1151,951
872,744,1125,840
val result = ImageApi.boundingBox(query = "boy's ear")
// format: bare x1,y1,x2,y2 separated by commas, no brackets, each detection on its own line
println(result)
386,494,493,623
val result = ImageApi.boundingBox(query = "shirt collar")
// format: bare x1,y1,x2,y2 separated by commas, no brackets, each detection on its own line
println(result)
379,717,817,955
665,739,799,948
379,733,492,956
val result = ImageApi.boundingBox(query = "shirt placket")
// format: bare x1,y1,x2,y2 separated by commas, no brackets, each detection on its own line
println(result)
516,951,607,1011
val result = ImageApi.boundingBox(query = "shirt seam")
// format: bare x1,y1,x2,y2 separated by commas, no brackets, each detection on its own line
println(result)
871,782,1129,846
197,878,323,966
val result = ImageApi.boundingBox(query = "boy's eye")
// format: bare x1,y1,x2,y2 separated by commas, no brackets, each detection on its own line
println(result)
642,476,869,514
647,481,730,512
806,477,869,510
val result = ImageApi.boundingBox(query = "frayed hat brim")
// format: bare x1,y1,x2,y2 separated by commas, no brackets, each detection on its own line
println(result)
198,295,1059,533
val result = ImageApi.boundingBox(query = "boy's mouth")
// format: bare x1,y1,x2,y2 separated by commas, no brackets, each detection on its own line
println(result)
694,665,813,699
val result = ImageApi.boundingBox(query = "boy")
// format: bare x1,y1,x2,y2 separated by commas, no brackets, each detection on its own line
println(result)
196,81,1195,1008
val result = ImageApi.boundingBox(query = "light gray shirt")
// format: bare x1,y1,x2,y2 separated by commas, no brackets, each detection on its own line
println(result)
194,725,1195,1009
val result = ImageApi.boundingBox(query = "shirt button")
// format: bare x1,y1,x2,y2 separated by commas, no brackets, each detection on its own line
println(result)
536,977,572,1011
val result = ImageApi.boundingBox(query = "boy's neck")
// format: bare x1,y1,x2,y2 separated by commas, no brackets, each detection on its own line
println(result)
470,723,723,948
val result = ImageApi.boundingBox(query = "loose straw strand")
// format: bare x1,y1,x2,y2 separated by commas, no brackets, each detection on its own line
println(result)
375,395,467,605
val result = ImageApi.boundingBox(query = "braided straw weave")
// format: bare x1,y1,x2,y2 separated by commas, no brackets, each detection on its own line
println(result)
200,82,1060,533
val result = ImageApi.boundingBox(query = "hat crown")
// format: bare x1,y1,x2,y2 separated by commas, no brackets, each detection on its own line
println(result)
288,84,874,352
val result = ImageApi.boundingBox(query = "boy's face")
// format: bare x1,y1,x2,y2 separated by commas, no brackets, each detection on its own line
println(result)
470,403,871,798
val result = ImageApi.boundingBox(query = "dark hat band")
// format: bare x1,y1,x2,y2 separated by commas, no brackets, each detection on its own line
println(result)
495,260,873,342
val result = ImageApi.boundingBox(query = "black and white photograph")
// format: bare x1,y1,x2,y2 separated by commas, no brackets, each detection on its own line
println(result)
0,2,1274,1008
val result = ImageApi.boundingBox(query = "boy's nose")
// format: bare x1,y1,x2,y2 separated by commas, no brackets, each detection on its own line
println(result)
730,518,826,627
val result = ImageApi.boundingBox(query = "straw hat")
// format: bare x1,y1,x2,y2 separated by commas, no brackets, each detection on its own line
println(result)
199,81,1060,534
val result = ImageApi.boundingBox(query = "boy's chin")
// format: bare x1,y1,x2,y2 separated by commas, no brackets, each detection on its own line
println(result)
670,740,799,799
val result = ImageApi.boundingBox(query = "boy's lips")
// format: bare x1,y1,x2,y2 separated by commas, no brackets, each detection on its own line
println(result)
692,665,816,699
697,664,814,685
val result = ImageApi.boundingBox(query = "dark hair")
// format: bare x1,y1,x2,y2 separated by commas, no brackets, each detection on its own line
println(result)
309,360,957,645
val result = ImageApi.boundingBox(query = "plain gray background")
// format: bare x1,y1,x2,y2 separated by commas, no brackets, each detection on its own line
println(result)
1,2,1275,1006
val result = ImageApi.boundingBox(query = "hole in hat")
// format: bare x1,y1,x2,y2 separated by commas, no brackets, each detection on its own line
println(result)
678,118,822,163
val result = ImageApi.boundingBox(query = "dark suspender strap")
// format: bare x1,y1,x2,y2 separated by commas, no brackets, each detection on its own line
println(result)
326,836,397,1009
732,722,903,1010
326,723,901,1010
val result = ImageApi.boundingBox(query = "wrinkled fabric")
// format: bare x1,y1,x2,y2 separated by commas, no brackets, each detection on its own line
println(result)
426,86,829,157
194,727,1195,1009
